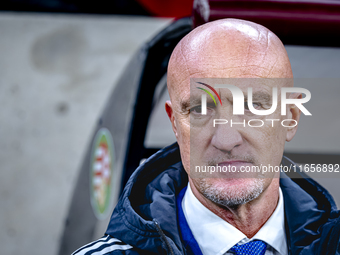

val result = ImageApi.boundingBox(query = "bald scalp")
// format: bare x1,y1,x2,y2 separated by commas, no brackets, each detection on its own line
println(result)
167,19,293,99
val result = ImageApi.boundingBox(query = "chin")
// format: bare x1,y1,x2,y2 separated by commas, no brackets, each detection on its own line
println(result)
196,177,266,208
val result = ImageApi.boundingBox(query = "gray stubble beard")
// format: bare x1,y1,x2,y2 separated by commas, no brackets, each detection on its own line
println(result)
196,177,265,208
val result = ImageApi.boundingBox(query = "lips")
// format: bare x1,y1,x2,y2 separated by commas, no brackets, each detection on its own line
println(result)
218,160,251,167
215,160,256,178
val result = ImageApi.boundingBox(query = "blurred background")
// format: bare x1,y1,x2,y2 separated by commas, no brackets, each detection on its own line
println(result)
1,0,340,255
0,12,172,255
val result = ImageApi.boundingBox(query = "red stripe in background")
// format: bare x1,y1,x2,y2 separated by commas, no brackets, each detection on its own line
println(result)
136,0,194,18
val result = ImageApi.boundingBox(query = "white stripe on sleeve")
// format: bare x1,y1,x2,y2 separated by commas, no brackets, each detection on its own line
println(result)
72,236,122,255
96,244,133,255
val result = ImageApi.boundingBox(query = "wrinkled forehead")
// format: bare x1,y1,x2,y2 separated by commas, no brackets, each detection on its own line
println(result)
167,19,292,102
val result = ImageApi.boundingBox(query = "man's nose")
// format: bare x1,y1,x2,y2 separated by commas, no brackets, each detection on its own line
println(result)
211,122,243,153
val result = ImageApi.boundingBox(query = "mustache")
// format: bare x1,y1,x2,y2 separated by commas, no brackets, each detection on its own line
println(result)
207,154,256,166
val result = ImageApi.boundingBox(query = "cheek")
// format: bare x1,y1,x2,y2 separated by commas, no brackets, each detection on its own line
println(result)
175,115,190,143
273,126,288,163
176,115,214,174
244,121,287,165
175,116,191,172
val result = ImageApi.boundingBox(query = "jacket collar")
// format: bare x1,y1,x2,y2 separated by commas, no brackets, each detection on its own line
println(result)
280,157,338,254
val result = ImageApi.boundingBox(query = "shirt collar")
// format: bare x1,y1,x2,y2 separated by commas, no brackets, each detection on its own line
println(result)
182,183,287,255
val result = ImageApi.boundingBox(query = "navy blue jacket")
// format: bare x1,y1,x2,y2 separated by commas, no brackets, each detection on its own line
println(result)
73,143,340,255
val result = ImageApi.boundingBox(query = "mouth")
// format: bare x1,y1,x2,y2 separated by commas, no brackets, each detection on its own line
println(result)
190,159,261,179
218,160,252,167
215,160,256,178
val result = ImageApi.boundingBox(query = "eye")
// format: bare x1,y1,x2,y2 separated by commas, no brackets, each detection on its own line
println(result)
189,103,216,115
190,105,202,114
244,102,262,110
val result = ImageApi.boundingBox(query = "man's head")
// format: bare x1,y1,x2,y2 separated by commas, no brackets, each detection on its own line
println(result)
166,19,301,208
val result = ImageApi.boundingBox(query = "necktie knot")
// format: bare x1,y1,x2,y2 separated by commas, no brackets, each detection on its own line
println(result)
230,240,267,255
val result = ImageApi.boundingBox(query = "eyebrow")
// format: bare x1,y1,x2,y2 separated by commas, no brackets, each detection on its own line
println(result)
180,100,190,112
244,91,273,103
180,90,273,111
180,98,200,112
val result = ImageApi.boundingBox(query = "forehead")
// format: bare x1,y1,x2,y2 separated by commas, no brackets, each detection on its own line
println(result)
167,20,292,101
187,78,291,103
191,78,290,89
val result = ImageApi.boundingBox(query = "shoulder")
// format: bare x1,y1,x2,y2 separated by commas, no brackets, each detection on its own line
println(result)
318,213,340,254
71,235,137,255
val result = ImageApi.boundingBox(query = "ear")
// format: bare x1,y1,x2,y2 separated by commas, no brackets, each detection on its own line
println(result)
165,100,178,138
286,93,302,142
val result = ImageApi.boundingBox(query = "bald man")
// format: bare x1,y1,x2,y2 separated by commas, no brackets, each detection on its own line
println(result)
73,19,340,255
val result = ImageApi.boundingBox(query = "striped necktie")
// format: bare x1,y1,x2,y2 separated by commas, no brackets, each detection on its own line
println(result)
230,240,267,255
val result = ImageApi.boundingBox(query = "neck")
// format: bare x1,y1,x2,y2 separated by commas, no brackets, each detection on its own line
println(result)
189,178,280,238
